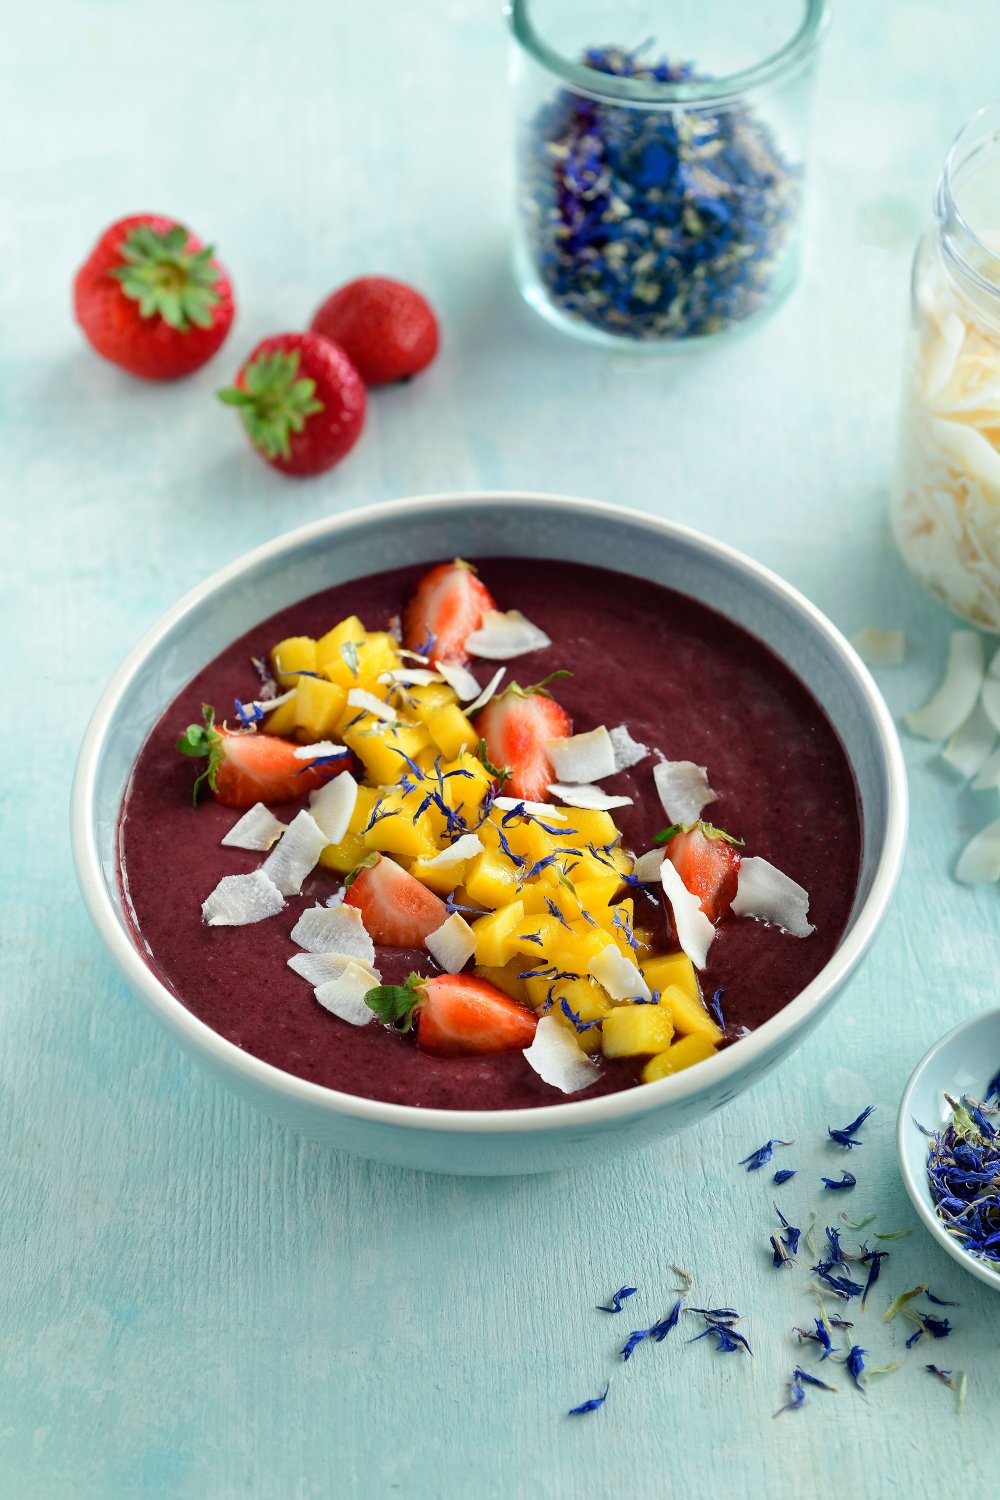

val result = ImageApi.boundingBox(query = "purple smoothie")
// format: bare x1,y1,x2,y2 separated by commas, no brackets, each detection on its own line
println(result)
118,558,861,1111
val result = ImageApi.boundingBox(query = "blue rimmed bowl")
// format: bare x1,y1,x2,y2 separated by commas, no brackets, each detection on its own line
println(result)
72,492,907,1174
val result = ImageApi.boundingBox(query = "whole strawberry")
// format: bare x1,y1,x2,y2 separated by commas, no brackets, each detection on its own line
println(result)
310,276,439,386
218,332,366,477
73,213,235,380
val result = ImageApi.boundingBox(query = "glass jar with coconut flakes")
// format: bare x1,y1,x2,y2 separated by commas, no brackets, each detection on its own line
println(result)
892,105,1000,631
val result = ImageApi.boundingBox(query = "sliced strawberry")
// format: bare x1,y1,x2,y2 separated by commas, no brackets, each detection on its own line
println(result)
363,972,537,1056
176,705,340,808
474,682,571,802
344,854,448,947
663,824,741,923
402,559,495,664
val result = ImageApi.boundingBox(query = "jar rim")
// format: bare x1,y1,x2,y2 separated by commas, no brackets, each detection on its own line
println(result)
504,0,830,107
937,103,1000,301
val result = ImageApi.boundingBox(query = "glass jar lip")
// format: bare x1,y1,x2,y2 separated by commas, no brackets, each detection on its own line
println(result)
936,103,1000,299
504,0,830,107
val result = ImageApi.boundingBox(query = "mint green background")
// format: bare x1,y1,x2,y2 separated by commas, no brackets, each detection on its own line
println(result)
5,1,1000,1494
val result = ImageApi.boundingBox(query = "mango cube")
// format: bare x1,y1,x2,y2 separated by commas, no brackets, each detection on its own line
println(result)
317,785,379,875
271,636,318,687
362,792,438,861
641,952,701,1006
602,1005,675,1058
426,703,477,760
342,719,431,787
406,682,459,722
471,901,525,967
641,1033,717,1083
474,961,528,1004
659,983,724,1045
465,848,520,909
263,692,299,737
293,675,348,741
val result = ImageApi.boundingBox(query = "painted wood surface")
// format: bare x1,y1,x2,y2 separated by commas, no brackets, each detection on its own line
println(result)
5,1,1000,1494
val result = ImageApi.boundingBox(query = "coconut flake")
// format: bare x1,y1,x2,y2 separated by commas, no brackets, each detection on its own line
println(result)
378,667,445,688
659,860,715,969
851,627,907,667
293,740,343,760
290,903,376,963
956,817,1000,883
522,1014,600,1094
420,834,484,869
548,727,617,784
492,797,567,820
202,869,285,926
464,667,506,715
905,631,985,739
290,951,378,987
254,688,297,714
464,609,552,660
346,688,397,722
547,783,633,811
314,961,380,1025
631,848,665,882
220,803,286,851
308,771,358,844
609,725,650,772
941,700,997,779
731,856,814,938
434,659,482,701
588,944,652,1001
653,759,717,825
259,810,328,896
425,913,476,973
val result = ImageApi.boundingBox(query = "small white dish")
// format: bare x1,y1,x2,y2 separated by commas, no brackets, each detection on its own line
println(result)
897,1009,1000,1290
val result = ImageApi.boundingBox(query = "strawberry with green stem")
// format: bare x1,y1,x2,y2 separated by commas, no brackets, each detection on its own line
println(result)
219,332,366,477
365,972,538,1056
177,705,345,808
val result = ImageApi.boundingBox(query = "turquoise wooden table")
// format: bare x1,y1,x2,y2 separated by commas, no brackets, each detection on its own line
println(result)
7,2,1000,1494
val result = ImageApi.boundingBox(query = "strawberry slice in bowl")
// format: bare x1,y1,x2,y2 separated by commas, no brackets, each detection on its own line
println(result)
402,559,495,664
474,678,571,803
344,853,449,947
365,972,538,1057
660,822,742,923
176,706,346,808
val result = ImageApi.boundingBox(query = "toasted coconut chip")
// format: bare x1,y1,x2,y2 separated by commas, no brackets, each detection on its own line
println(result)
493,797,568,820
956,817,1000,883
941,701,997,779
659,860,715,969
420,833,485,869
851,627,907,667
379,667,445,688
522,1014,600,1094
548,726,617,784
293,740,343,759
291,903,376,963
289,952,378,987
653,758,717,825
547,782,633,810
631,848,665,882
588,943,652,1001
464,609,552,659
308,771,358,844
202,869,285,927
314,961,381,1025
220,802,286,851
465,667,506,715
609,725,650,772
905,631,985,739
972,744,1000,791
346,688,397,721
260,810,328,896
731,856,814,938
425,913,477,973
435,659,482,701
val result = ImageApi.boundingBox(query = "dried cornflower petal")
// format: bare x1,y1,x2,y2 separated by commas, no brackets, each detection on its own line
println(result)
821,1172,857,1191
568,1381,610,1416
739,1138,792,1172
597,1286,637,1314
828,1104,875,1149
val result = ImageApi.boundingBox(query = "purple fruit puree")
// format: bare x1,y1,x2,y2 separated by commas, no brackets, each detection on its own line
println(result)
118,559,861,1111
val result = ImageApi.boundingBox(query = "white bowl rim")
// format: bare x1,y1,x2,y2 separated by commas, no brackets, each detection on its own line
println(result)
72,490,909,1137
896,1008,1000,1288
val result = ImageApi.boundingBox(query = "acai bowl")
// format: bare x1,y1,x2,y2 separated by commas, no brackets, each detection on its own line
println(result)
72,494,907,1174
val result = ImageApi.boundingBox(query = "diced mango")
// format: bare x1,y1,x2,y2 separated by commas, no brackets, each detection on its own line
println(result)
317,785,378,875
271,636,318,687
465,847,520,909
293,675,349,741
263,693,299,737
641,1033,717,1083
520,881,579,922
659,983,724,1045
550,1010,605,1054
410,850,474,895
556,807,620,849
346,785,379,834
471,900,525,967
426,703,477,760
316,616,366,674
573,877,620,914
474,962,528,1004
342,718,431,787
641,952,701,1006
547,924,610,977
437,753,493,822
602,1005,675,1058
511,913,564,958
406,682,459,723
362,792,438,861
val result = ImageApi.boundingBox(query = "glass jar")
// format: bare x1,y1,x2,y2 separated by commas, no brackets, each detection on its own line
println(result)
892,106,1000,631
505,0,829,350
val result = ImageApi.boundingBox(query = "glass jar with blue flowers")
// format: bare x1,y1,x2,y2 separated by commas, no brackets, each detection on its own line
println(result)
505,0,829,349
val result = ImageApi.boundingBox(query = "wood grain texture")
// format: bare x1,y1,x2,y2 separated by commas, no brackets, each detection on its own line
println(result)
5,0,1000,1494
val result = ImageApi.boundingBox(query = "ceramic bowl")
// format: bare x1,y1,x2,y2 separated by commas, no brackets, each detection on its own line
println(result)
897,1009,1000,1290
72,492,908,1175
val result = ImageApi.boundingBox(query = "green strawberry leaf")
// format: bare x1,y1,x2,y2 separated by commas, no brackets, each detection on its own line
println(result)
364,973,425,1031
175,705,223,805
217,348,324,461
111,223,222,332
